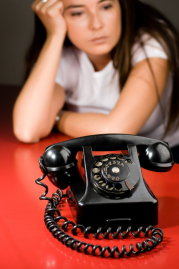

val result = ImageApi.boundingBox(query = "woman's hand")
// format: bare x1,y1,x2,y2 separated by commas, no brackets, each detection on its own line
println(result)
32,0,67,38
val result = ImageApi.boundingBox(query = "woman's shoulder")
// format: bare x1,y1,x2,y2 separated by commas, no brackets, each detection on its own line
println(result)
131,33,168,66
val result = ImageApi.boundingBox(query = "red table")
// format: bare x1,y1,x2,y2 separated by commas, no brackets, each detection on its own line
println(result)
1,85,179,268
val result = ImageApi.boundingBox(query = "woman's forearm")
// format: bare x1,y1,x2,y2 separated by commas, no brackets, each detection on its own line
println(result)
57,111,112,137
57,111,136,138
13,34,65,143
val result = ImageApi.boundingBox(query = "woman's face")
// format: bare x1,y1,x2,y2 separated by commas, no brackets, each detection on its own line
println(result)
63,0,122,57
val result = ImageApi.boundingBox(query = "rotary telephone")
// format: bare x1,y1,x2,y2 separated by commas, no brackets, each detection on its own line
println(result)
36,134,174,258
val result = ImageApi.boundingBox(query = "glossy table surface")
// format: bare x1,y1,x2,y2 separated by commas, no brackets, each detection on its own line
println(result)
1,85,179,268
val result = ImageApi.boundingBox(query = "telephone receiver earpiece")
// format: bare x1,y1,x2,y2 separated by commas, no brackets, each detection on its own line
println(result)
39,134,174,189
40,145,77,189
138,142,173,172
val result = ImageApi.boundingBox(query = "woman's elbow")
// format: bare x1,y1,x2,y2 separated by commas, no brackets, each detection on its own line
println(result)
13,125,42,143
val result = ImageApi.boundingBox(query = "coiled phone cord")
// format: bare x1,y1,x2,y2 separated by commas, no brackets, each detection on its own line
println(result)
36,170,163,258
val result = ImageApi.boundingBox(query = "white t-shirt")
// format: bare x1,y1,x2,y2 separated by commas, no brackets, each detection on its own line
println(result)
55,34,179,148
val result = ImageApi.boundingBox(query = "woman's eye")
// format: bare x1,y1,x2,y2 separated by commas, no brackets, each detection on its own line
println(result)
102,4,112,10
71,12,83,16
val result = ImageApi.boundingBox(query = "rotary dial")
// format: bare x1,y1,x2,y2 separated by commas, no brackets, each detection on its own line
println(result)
91,153,138,197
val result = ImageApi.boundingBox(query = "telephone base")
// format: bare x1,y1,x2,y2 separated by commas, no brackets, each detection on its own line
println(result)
69,176,158,230
69,146,158,230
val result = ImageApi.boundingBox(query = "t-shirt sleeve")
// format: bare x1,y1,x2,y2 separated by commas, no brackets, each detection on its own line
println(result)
131,34,168,66
55,47,78,90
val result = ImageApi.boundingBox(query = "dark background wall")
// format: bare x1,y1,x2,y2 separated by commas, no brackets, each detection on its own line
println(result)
0,0,178,86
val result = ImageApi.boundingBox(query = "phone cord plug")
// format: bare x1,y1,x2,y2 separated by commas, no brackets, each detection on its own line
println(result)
41,187,163,258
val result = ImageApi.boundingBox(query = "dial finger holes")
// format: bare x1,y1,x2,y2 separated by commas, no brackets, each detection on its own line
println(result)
125,159,132,164
95,162,102,167
93,168,100,173
102,158,108,162
99,180,106,187
106,183,114,191
94,175,101,180
110,156,116,159
115,183,122,191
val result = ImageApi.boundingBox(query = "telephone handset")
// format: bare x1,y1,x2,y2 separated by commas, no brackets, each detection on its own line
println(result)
36,134,173,258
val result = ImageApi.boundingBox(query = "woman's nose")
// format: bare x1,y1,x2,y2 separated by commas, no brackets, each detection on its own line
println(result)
89,12,104,30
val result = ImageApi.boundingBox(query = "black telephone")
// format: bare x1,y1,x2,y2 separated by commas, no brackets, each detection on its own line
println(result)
36,134,174,258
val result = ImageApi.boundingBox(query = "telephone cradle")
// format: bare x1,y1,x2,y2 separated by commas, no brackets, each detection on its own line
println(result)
36,134,174,258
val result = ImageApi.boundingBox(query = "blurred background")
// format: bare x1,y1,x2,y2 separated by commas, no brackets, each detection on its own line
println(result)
0,0,179,87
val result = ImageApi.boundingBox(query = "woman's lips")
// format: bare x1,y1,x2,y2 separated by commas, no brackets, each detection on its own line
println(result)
90,37,107,44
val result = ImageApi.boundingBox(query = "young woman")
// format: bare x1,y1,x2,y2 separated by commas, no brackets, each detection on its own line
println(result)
13,0,179,162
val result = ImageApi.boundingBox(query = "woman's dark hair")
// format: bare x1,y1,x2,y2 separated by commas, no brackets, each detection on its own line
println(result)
25,0,179,136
